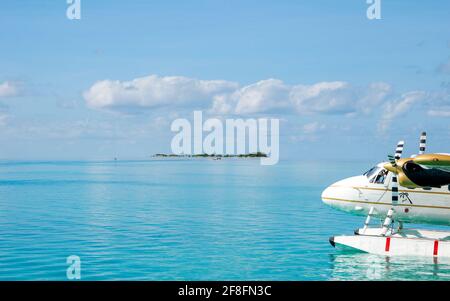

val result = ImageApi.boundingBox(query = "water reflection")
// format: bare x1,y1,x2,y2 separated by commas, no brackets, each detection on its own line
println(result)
330,251,450,280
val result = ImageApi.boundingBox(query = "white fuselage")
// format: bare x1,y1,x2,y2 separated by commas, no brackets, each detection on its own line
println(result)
322,162,450,226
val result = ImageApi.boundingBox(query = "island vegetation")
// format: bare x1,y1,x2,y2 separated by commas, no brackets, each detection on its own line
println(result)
153,152,267,158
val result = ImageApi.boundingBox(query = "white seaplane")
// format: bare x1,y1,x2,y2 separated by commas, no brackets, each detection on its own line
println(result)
322,132,450,257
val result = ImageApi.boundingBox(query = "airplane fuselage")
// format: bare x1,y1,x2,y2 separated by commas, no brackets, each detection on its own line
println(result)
322,162,450,226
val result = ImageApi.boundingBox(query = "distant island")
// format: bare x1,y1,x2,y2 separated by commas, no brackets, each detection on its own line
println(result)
153,152,267,158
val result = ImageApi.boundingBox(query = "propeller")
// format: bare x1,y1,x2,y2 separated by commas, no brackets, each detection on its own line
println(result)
390,141,404,205
380,140,405,235
380,140,404,235
419,131,427,155
384,132,450,188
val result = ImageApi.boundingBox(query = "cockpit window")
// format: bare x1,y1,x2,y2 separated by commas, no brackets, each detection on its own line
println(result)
364,166,380,179
372,169,388,184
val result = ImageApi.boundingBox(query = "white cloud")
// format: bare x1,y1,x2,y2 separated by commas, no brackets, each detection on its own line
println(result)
428,108,450,117
234,79,291,114
211,80,392,115
0,81,20,98
210,79,291,114
357,82,392,114
291,81,393,115
290,81,354,114
302,121,326,134
378,91,427,132
289,121,327,142
83,74,239,111
425,90,450,117
210,94,234,115
85,74,394,116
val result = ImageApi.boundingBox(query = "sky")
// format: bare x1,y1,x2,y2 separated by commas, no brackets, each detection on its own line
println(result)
0,0,449,162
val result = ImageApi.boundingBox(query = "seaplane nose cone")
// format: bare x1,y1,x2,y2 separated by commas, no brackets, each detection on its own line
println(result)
321,186,333,206
321,176,365,210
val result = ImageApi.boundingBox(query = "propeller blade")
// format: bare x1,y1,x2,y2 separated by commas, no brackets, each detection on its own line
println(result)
388,155,395,165
419,132,426,155
394,141,405,161
391,174,399,205
390,140,404,206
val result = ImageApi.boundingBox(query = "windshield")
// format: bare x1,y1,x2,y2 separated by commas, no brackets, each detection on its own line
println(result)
372,169,388,184
363,166,381,179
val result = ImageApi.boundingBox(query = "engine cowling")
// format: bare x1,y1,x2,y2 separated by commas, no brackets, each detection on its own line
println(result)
384,155,450,188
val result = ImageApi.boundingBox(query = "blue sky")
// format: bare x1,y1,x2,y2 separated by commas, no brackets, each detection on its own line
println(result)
0,0,449,162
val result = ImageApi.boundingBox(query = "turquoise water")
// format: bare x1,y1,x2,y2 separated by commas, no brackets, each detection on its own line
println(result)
0,159,449,280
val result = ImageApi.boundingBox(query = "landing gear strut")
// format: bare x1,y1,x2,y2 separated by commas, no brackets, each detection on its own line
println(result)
381,208,395,236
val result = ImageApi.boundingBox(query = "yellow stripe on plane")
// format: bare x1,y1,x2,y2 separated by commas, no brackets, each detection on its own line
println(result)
322,197,450,210
330,185,450,196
